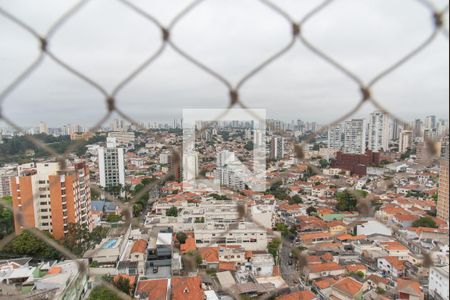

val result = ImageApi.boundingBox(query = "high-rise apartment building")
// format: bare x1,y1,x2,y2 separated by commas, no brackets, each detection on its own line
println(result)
425,115,437,130
183,152,199,182
437,159,449,221
399,130,413,154
390,119,401,141
368,111,390,152
328,124,344,150
414,119,423,139
270,137,285,160
98,138,125,189
344,119,366,154
0,166,16,198
39,122,49,135
11,162,92,239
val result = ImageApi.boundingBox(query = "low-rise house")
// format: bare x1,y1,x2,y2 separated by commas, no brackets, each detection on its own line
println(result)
392,214,419,228
365,274,390,292
303,262,346,281
377,256,405,278
171,276,204,300
199,247,219,270
276,290,317,300
329,277,364,300
299,232,333,245
379,242,410,260
328,220,348,236
130,239,148,275
135,278,169,300
396,278,424,300
250,254,275,277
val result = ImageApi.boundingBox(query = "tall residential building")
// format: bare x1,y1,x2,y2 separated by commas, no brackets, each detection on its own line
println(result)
39,122,49,135
414,119,423,139
368,111,390,152
390,119,401,141
183,152,199,182
344,119,366,154
437,159,449,221
399,130,413,154
270,137,285,160
98,138,125,189
11,162,92,239
328,124,344,150
425,115,437,130
0,166,16,198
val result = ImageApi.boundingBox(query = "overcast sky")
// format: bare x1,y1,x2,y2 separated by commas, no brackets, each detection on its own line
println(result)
0,0,449,128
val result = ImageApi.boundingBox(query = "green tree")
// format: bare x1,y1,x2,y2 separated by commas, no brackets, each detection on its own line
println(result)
63,223,91,256
319,159,329,169
106,214,122,223
336,190,368,212
267,238,282,261
0,198,13,239
88,286,121,300
274,223,289,237
289,195,303,205
244,141,254,151
413,217,438,228
115,276,132,295
1,230,60,259
176,232,188,244
166,206,178,217
306,206,317,216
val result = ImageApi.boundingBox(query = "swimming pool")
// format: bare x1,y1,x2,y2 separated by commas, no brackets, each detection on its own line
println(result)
103,239,118,249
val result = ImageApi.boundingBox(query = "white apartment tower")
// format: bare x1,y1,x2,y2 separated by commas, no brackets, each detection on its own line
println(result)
399,130,413,154
183,152,199,182
425,115,437,130
368,111,390,152
98,138,125,189
328,124,344,150
344,119,366,154
270,137,285,160
39,122,49,135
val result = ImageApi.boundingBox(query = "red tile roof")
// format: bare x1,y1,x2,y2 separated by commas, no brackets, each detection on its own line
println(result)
276,291,316,300
131,239,148,254
136,279,168,300
308,262,345,273
219,262,237,271
199,247,219,263
171,276,204,300
180,235,197,254
332,277,363,297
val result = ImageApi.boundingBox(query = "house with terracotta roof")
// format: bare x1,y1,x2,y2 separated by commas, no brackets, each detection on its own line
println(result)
276,290,317,300
329,277,364,300
377,256,405,278
180,234,197,254
327,220,348,236
303,262,346,281
299,232,333,245
199,247,219,269
345,264,368,277
365,274,389,292
396,278,424,300
130,239,148,275
135,279,169,300
171,276,205,300
392,214,419,228
379,242,410,260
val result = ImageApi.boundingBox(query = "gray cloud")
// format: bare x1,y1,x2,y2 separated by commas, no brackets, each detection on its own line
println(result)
0,0,448,128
